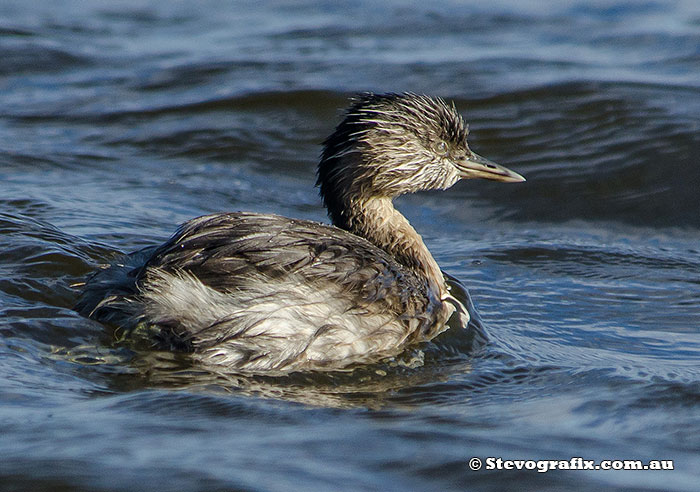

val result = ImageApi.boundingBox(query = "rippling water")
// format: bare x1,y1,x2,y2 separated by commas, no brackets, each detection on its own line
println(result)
1,1,699,491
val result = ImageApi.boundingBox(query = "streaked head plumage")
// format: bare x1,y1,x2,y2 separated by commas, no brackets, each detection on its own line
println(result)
317,92,524,228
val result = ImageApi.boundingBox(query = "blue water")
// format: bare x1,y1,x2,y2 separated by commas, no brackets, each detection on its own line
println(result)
1,1,699,490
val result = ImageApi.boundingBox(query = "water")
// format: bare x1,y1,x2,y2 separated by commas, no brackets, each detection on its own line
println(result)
1,1,699,490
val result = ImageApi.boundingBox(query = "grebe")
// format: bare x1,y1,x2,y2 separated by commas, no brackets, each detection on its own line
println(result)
75,93,524,374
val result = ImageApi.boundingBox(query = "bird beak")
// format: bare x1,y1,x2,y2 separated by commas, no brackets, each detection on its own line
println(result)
454,152,526,183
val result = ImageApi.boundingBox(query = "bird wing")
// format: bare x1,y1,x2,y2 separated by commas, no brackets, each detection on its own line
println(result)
138,212,429,314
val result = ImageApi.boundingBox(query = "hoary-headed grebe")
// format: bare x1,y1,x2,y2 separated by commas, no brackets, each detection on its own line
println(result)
76,93,524,373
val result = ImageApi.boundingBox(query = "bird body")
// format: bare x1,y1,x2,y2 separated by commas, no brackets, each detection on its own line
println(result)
76,93,524,373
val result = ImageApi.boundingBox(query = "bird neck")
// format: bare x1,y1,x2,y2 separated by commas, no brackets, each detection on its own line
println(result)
341,197,446,296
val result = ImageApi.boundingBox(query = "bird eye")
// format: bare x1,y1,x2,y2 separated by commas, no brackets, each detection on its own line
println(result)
435,141,449,156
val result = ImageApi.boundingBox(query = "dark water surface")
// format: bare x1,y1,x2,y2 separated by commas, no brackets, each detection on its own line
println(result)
1,1,699,491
